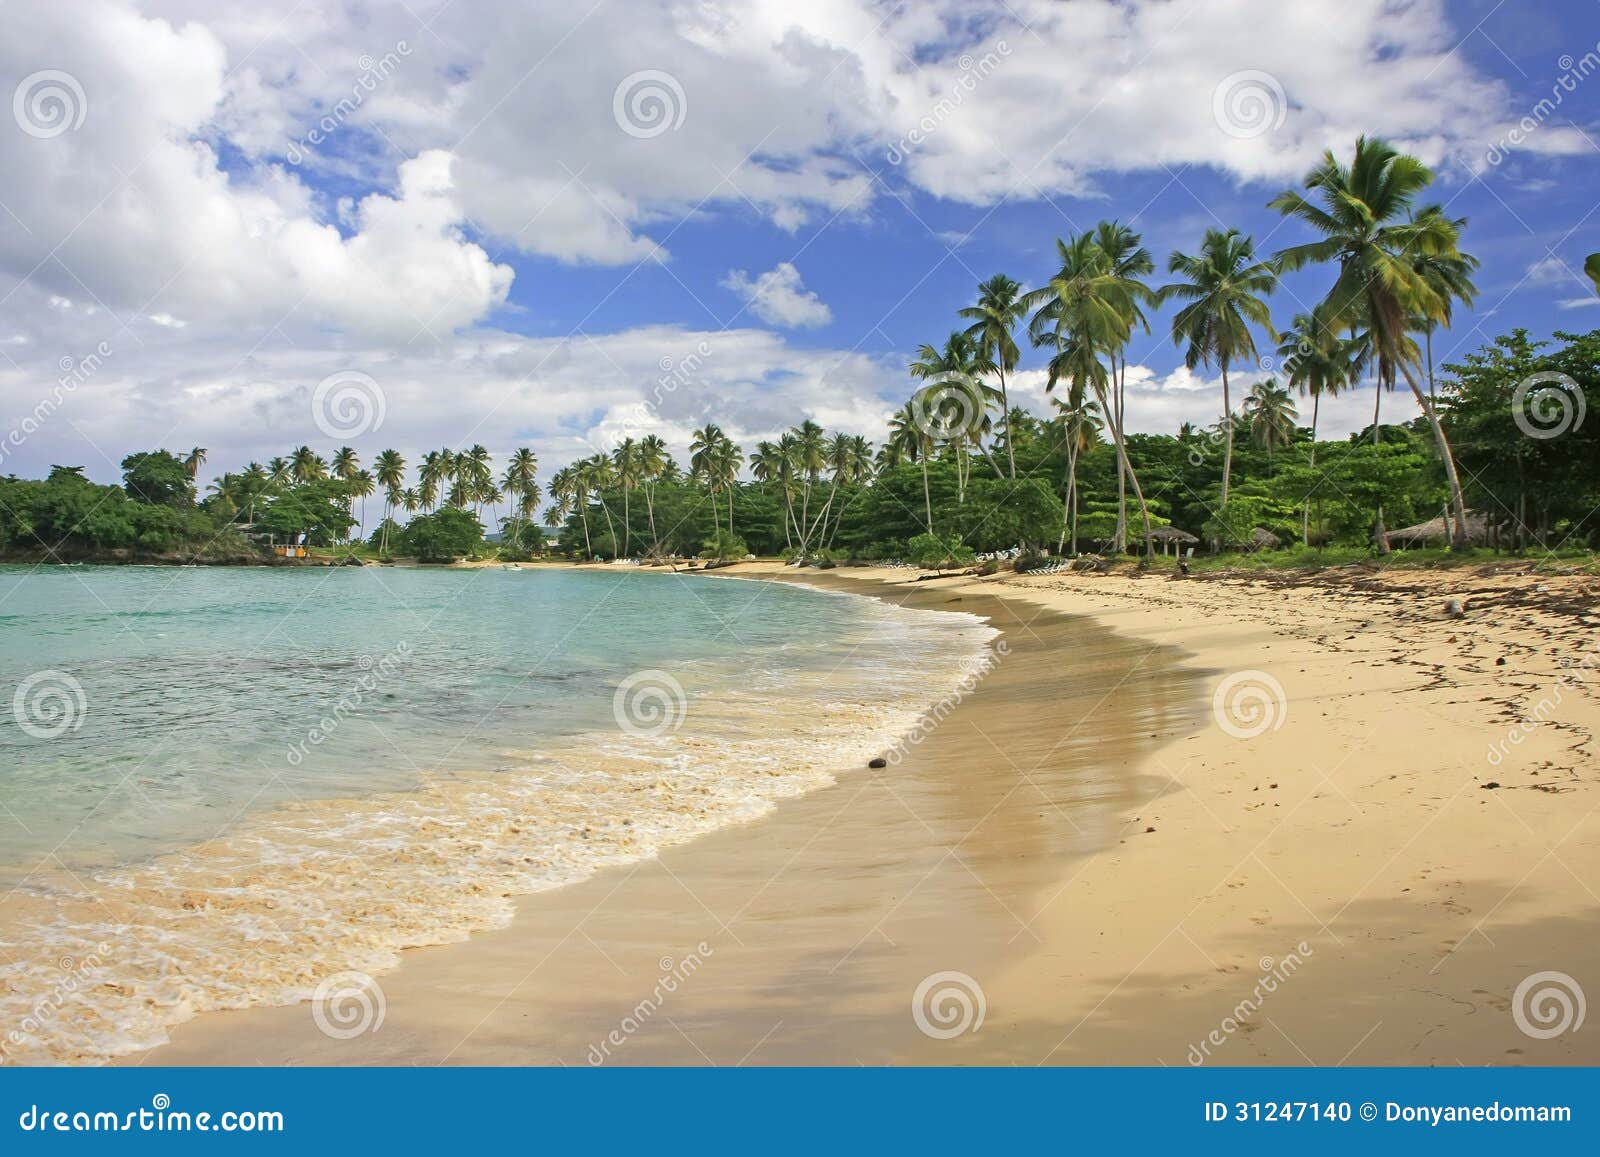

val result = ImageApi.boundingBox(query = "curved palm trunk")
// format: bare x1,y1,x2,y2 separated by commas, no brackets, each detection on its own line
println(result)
1098,382,1153,559
1303,391,1320,548
1371,380,1390,553
1114,365,1127,553
920,459,933,534
579,507,593,559
1219,360,1234,509
645,484,659,556
1402,364,1470,550
621,488,632,557
999,365,1016,479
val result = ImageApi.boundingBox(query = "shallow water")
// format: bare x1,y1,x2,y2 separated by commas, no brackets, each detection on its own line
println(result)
0,565,995,1063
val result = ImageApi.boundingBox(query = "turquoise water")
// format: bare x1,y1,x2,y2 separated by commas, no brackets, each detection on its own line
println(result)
0,565,995,1063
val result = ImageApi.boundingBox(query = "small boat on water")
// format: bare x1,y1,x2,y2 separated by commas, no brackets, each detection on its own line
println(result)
503,563,522,571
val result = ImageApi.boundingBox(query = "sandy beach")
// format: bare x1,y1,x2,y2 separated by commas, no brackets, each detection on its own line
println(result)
132,561,1600,1066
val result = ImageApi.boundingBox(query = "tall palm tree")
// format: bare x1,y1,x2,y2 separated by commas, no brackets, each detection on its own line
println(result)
548,465,589,558
580,454,617,555
1271,136,1476,550
417,450,444,512
374,449,406,554
959,274,1027,478
1025,231,1156,558
637,434,669,556
1278,313,1364,545
502,447,539,548
1408,210,1480,399
1242,379,1298,473
887,401,936,534
1161,228,1278,510
183,447,207,480
611,439,640,557
1049,383,1103,554
1091,221,1155,551
910,333,1002,495
349,469,376,542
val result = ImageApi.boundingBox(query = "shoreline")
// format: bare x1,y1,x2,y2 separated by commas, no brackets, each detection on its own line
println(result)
118,561,1600,1064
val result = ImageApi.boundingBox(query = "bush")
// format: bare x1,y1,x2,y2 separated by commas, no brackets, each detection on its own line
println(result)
908,533,975,570
700,531,748,561
402,507,484,562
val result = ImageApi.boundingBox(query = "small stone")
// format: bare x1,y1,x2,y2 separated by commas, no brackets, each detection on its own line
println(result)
868,757,887,769
1480,781,1501,790
1144,825,1156,833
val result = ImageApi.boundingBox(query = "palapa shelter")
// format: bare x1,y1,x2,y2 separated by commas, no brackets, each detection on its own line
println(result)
1145,525,1200,556
1386,511,1491,549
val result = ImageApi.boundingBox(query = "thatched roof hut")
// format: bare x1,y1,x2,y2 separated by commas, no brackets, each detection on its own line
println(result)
1386,511,1491,548
1146,525,1200,555
1247,527,1281,551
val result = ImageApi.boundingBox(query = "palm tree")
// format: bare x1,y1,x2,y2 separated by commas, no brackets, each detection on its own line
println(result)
1025,231,1156,558
183,447,207,480
1049,384,1103,554
1242,379,1298,473
959,274,1028,478
1271,136,1476,550
501,448,539,548
417,450,444,512
634,434,669,556
1161,228,1278,511
579,454,617,555
1409,210,1480,399
910,333,1001,495
400,487,421,516
1278,313,1364,545
750,439,796,550
548,465,589,557
611,439,640,557
1091,221,1155,551
349,469,376,542
374,449,406,554
289,445,326,483
887,401,936,534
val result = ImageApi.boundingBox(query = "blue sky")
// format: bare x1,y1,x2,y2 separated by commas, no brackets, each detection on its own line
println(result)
1,0,1597,486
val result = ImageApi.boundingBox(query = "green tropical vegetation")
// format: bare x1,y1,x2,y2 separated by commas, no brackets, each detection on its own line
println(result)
4,139,1598,569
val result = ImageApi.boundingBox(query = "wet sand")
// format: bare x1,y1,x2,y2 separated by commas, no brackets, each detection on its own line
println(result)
132,561,1600,1065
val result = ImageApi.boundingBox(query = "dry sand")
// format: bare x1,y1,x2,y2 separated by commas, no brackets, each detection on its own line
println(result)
136,560,1600,1066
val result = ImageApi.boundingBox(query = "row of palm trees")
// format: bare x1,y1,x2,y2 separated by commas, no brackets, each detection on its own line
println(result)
910,136,1479,554
205,443,542,550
